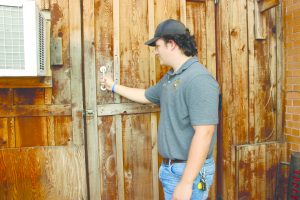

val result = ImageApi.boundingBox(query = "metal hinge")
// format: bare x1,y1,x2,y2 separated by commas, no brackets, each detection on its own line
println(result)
214,0,219,5
83,109,95,116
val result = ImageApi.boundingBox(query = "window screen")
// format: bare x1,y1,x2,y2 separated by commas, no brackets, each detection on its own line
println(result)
0,5,24,70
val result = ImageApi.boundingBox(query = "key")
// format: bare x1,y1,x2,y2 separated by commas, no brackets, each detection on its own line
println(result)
198,172,207,191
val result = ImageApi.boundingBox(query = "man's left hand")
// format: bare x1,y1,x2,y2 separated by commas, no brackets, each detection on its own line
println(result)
172,181,193,200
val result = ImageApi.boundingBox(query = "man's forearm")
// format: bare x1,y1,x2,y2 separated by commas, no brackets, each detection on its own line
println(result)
180,126,214,185
114,84,151,104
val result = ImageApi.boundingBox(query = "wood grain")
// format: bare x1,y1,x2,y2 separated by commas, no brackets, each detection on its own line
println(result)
13,89,45,105
98,116,118,200
254,8,277,143
0,77,52,88
119,0,150,103
15,117,48,147
154,0,180,81
0,118,15,148
82,0,101,198
97,103,159,116
50,0,71,105
0,105,71,117
186,2,207,66
237,144,266,200
259,0,279,12
122,114,153,200
69,0,84,145
218,0,237,198
0,146,87,199
95,0,114,104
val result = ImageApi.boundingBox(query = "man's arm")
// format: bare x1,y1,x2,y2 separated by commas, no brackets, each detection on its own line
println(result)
172,125,215,200
103,76,151,104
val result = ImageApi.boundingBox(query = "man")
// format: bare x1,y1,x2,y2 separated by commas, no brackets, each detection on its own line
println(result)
102,19,219,200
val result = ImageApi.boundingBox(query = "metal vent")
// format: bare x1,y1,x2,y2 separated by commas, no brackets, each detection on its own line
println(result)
38,12,45,71
0,5,25,70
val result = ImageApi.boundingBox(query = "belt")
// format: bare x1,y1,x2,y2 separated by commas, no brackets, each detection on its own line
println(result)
162,158,186,165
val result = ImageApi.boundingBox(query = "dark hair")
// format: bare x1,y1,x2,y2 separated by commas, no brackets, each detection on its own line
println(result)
161,28,198,57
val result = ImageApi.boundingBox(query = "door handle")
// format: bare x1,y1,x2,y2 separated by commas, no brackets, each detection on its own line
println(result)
100,66,107,91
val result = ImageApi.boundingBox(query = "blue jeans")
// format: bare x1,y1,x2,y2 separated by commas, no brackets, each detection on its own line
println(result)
159,157,215,200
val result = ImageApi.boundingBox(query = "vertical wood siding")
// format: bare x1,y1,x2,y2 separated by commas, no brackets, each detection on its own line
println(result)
218,0,285,199
0,0,286,199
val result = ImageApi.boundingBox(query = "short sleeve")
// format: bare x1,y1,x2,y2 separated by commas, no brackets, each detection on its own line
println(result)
145,76,166,105
185,75,219,125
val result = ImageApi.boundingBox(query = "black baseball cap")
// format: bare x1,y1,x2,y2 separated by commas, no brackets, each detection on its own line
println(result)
144,19,186,46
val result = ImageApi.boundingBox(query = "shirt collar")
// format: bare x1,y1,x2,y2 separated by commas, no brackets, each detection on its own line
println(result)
167,57,198,76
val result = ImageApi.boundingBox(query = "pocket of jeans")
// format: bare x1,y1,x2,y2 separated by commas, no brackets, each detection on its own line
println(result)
168,163,186,177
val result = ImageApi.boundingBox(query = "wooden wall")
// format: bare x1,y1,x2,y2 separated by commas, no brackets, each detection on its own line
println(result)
217,0,287,199
0,0,87,199
0,0,287,199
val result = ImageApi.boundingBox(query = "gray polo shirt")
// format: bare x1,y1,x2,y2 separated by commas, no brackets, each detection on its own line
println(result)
145,57,219,160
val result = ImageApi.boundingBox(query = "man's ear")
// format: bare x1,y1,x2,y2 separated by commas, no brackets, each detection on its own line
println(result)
168,40,177,50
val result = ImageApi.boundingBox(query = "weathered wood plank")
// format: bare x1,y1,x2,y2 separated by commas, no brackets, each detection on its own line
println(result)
266,142,286,199
97,103,160,116
267,8,277,141
113,0,121,105
0,77,52,88
69,0,84,145
186,2,207,66
50,0,71,105
95,0,114,104
255,0,267,39
0,118,15,148
44,88,52,104
148,0,159,199
180,0,186,25
119,0,150,103
218,0,236,198
154,0,180,81
45,87,54,146
254,8,277,143
15,117,48,147
13,89,45,105
276,3,284,141
98,116,118,200
123,114,153,200
229,0,249,145
0,89,13,106
237,144,266,200
82,0,101,198
248,0,256,143
54,116,72,145
206,0,217,77
112,1,125,199
0,146,87,199
0,105,71,117
47,116,55,146
115,114,124,200
259,0,279,12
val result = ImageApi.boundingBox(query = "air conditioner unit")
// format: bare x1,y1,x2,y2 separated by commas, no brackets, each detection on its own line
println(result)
0,0,51,77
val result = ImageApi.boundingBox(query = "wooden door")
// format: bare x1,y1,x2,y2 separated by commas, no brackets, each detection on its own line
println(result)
82,0,216,199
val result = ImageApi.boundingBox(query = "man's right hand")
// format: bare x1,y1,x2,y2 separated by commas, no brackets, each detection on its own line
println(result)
102,76,115,91
100,76,151,104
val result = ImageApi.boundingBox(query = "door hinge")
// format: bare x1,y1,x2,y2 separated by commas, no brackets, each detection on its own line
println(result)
83,109,95,116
